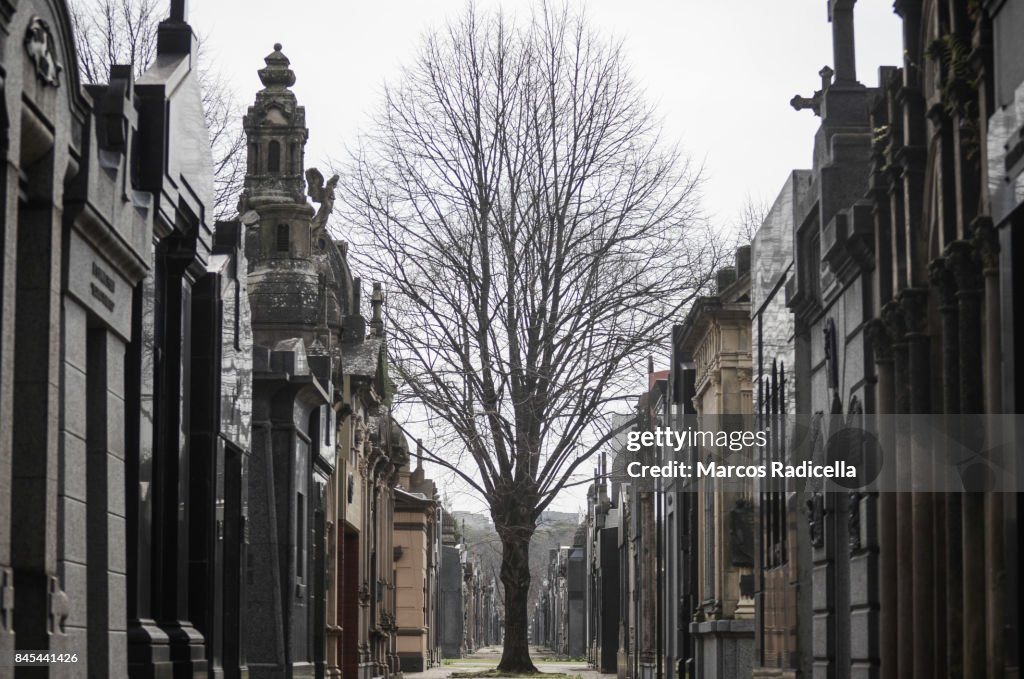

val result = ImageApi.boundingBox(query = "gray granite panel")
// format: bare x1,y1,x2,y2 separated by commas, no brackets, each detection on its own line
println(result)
61,433,88,503
61,496,88,565
64,364,87,441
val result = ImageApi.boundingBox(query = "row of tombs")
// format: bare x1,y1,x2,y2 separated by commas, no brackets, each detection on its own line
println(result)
536,1,1024,678
0,1,498,678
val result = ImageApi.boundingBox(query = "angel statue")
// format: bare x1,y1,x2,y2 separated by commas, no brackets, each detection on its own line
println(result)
306,167,339,249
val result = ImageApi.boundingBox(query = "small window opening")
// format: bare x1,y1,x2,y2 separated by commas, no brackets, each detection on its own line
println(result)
248,143,259,174
276,223,290,253
268,140,281,173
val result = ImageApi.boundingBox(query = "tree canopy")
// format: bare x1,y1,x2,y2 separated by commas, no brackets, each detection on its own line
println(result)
341,3,720,669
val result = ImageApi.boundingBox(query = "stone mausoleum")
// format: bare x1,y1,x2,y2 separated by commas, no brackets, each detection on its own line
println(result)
0,3,451,677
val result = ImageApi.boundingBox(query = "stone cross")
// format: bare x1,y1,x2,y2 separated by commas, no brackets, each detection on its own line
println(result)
790,66,834,116
829,0,857,84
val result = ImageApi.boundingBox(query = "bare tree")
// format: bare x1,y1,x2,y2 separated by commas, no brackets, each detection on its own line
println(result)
70,0,245,221
733,192,770,245
341,3,719,670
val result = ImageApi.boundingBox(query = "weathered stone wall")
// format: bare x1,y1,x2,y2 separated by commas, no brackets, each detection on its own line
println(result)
752,171,809,416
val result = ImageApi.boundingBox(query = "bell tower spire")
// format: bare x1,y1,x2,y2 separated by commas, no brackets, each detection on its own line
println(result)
240,43,310,210
243,44,326,342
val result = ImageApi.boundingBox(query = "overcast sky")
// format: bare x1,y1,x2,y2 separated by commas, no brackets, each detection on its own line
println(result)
190,0,904,514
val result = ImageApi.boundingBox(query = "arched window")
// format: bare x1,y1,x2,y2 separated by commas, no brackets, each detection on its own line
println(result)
268,140,281,173
248,143,259,173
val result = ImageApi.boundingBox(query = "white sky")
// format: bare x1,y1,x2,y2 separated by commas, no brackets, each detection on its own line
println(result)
189,0,903,514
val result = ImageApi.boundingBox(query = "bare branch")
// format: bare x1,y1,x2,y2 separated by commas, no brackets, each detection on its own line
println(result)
731,192,769,245
335,3,724,668
70,0,245,220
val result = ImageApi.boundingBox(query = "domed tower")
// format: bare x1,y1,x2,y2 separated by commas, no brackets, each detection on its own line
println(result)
242,44,340,344
242,43,309,209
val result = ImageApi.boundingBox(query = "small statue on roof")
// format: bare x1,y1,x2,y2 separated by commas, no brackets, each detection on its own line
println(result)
306,167,339,249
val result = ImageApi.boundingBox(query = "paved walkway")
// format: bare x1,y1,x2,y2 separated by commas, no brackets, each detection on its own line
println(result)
406,646,604,679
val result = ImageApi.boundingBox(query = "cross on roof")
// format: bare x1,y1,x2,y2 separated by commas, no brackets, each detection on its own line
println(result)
828,0,857,84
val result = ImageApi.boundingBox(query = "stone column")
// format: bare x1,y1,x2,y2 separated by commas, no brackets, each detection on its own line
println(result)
929,256,962,678
900,288,935,679
866,318,896,679
86,328,131,679
881,300,912,678
185,270,222,678
947,239,985,679
11,197,66,658
975,219,1006,679
153,250,207,677
127,272,174,679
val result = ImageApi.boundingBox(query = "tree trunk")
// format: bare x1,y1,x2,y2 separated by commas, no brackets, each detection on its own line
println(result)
496,519,537,673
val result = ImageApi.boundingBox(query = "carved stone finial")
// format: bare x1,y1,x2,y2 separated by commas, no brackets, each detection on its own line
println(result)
819,65,835,91
259,43,296,89
370,282,384,336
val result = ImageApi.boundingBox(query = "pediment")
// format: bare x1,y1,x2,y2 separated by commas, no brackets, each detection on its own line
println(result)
262,106,289,125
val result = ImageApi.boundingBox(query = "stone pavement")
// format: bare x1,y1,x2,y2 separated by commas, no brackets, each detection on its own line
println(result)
405,646,606,679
